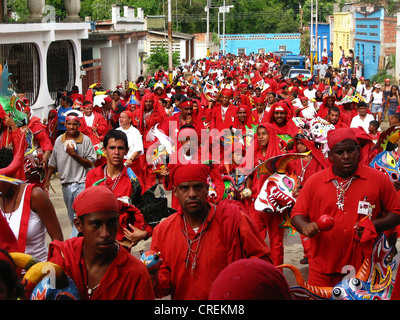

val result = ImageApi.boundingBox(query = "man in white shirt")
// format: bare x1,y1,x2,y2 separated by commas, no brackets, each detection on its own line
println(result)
350,101,375,133
303,81,317,101
318,61,328,78
356,77,366,96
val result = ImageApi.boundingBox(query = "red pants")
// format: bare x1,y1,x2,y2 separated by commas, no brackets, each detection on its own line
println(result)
308,267,345,287
249,202,284,266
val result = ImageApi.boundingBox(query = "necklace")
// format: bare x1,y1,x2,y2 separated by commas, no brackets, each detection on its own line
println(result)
332,176,356,210
181,210,211,271
103,165,123,191
86,243,120,299
299,156,312,182
1,186,19,220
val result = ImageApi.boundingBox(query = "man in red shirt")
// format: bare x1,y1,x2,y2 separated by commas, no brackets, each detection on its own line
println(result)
85,130,152,247
161,99,205,143
150,163,271,300
48,185,155,300
206,88,237,132
327,106,349,129
291,128,400,287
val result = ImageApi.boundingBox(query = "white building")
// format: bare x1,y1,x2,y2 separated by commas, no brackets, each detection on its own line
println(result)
0,22,88,119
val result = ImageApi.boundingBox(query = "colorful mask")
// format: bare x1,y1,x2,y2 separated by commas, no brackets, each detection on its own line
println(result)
370,125,400,182
203,81,219,102
253,153,310,213
0,64,28,127
147,124,175,172
31,276,80,300
278,234,396,300
370,151,400,182
254,172,300,213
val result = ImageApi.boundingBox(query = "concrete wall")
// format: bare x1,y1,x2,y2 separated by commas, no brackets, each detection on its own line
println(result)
221,33,301,55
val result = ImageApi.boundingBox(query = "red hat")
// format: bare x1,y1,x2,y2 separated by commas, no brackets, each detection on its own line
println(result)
171,163,209,187
121,110,134,123
327,128,357,150
104,96,112,104
73,186,120,217
180,100,193,108
237,104,249,112
208,258,291,300
221,88,233,97
253,97,265,104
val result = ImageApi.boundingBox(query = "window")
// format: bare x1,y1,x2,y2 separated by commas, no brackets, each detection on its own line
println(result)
237,48,246,55
47,41,76,100
0,43,40,105
278,45,287,51
372,46,376,63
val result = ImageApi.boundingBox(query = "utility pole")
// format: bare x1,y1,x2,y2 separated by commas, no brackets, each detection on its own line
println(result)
168,0,173,84
316,0,319,63
206,0,210,57
310,0,314,73
223,0,226,56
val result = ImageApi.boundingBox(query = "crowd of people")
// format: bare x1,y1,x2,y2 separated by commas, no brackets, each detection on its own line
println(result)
1,50,400,301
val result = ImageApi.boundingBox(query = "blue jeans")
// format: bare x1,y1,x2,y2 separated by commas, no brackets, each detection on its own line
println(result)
62,182,85,238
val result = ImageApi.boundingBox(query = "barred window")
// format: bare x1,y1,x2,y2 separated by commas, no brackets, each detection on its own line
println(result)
47,40,76,100
0,43,40,105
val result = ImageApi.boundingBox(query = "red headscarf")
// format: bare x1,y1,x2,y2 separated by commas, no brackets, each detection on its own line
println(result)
327,127,358,150
73,186,120,217
266,102,299,137
137,92,166,134
253,122,283,159
236,104,252,128
208,258,292,300
170,163,210,187
351,126,375,164
293,133,328,169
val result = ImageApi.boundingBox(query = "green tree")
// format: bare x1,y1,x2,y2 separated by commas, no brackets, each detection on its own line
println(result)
7,0,30,21
144,46,180,74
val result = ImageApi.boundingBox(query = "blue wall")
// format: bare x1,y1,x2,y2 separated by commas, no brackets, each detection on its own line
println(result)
355,9,383,79
220,33,301,55
310,23,330,62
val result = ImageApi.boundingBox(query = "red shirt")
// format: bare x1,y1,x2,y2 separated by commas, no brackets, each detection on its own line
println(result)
79,111,108,145
85,165,133,198
48,237,154,300
206,103,238,131
150,201,271,300
291,164,400,274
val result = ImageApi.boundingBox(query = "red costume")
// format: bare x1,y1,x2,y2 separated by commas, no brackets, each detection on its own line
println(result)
48,237,154,300
151,199,271,300
136,93,165,190
79,111,108,146
291,128,400,286
206,89,238,131
247,123,286,265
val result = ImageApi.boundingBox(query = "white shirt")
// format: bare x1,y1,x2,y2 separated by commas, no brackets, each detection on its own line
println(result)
371,91,383,104
350,113,375,133
356,83,366,95
84,113,94,127
363,87,373,103
303,88,317,100
116,125,144,159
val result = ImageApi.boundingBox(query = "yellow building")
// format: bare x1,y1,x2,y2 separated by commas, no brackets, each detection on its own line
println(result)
333,12,355,68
